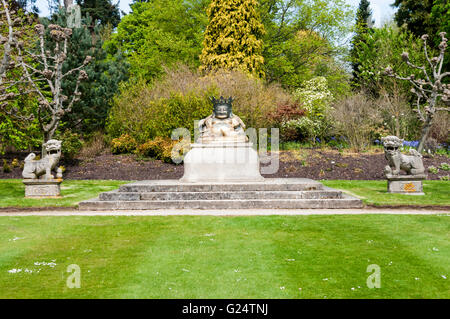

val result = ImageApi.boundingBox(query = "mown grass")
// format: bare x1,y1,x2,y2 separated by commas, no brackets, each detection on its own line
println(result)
0,215,448,298
322,180,450,207
0,180,130,207
0,179,448,208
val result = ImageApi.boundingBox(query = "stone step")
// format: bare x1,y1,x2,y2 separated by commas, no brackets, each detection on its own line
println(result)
118,178,324,193
99,190,342,201
79,196,363,210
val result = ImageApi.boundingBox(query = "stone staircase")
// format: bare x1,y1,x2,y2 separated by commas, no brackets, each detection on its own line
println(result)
78,178,363,210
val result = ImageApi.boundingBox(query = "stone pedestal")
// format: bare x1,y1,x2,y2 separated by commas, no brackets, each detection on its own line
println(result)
23,179,63,198
386,174,426,195
180,142,264,182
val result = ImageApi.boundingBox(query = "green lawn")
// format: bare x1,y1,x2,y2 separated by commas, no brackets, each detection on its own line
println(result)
0,215,448,298
322,180,450,207
0,180,130,208
0,179,449,208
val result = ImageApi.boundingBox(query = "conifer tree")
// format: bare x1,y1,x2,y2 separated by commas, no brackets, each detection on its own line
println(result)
350,0,374,86
200,0,265,77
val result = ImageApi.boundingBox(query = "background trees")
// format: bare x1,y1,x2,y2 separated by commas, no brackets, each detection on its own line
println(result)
106,0,208,81
1,0,449,157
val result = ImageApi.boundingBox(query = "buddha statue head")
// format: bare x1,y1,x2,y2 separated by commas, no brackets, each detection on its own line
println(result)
211,96,233,119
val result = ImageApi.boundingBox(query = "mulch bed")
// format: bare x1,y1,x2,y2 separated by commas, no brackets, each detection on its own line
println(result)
1,149,448,181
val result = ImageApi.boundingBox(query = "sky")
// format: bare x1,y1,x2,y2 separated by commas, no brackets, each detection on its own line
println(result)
35,0,397,28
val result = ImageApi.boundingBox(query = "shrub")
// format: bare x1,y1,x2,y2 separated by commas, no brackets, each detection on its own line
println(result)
111,134,137,154
291,77,334,142
3,160,11,173
331,92,383,152
79,131,110,158
439,163,450,171
428,166,439,174
58,131,84,160
136,137,190,164
11,158,19,168
107,66,293,142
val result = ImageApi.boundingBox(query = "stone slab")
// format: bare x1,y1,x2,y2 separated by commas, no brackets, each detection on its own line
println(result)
78,197,364,210
119,178,324,193
23,179,63,198
100,190,342,201
386,174,427,181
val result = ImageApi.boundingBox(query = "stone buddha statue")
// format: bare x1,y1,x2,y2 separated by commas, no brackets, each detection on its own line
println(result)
198,96,248,143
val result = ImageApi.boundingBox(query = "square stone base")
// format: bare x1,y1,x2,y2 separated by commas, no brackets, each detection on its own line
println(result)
180,142,264,182
386,175,426,195
23,179,63,198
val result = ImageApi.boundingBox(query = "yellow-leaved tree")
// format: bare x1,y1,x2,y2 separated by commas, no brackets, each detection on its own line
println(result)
200,0,265,77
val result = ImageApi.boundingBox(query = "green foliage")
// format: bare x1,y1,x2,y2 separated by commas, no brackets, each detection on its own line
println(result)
261,0,354,94
77,0,121,28
111,134,137,154
10,158,19,168
136,137,189,163
107,66,291,143
57,131,84,160
352,24,426,94
439,163,450,171
105,0,208,81
200,0,265,77
2,160,11,173
428,166,439,174
350,0,374,84
393,0,435,38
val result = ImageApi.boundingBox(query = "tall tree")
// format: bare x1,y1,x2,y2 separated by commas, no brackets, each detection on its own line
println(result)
76,0,120,28
350,0,374,86
106,0,208,81
393,0,436,38
259,0,354,92
200,0,265,77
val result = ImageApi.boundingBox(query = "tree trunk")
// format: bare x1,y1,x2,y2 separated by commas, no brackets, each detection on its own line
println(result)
417,114,433,153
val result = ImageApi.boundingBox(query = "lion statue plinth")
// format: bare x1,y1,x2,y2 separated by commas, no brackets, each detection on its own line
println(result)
22,139,63,180
381,136,425,177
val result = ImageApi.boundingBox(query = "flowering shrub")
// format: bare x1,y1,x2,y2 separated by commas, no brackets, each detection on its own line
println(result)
291,77,334,142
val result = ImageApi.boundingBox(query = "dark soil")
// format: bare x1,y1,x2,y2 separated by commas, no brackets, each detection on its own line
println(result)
1,149,449,181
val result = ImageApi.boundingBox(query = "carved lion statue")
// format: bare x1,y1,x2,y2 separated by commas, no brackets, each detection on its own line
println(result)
22,139,63,180
381,136,425,176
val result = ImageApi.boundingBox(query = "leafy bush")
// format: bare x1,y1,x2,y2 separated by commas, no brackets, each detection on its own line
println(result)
111,134,137,154
428,166,439,174
136,137,190,164
107,66,293,142
440,163,450,171
11,159,19,168
58,131,84,160
3,160,11,173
